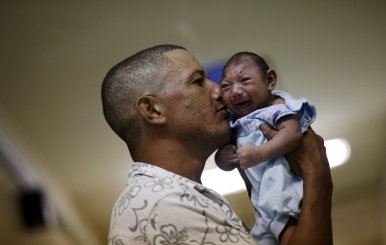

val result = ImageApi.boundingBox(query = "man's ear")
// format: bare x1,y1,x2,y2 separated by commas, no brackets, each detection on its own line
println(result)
266,69,278,91
136,96,166,124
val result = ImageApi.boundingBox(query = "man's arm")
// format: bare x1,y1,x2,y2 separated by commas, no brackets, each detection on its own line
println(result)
261,124,333,245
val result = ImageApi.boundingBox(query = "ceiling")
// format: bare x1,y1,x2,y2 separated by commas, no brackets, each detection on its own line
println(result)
0,1,385,244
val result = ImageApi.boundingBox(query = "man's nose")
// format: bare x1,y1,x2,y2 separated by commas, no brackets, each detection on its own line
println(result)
211,82,221,100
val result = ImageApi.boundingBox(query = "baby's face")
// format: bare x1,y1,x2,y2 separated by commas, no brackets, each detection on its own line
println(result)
220,61,271,118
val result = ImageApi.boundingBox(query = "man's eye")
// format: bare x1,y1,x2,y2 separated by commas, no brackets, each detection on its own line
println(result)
194,78,204,86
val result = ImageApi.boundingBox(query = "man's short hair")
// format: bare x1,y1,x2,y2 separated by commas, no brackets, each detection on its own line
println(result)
101,44,186,150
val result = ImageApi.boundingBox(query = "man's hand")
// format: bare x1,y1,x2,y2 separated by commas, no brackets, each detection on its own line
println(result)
260,123,330,179
260,123,333,245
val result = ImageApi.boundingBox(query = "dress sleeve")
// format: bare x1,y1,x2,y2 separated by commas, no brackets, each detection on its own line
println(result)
258,104,297,127
145,191,258,245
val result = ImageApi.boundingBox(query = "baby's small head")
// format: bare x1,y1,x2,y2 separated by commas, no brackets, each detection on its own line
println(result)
220,52,277,118
222,52,270,79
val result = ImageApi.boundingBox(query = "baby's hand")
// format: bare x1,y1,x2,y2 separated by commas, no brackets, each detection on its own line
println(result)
215,144,239,171
237,144,263,169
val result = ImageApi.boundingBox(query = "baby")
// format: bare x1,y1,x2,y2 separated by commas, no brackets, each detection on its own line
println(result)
215,52,316,245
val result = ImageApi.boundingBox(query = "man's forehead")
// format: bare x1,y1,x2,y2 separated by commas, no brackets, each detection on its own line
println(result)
162,49,204,84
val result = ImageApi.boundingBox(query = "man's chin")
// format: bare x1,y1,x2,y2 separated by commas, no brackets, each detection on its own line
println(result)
218,127,232,146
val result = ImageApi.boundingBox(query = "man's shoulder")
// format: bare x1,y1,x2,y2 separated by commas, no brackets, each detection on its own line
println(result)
108,172,257,245
110,169,200,222
108,172,194,241
125,162,195,197
119,170,192,206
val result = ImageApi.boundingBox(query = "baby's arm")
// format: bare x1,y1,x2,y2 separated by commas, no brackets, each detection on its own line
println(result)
215,144,239,171
237,115,302,169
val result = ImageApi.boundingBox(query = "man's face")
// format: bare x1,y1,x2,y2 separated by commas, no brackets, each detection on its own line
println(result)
160,49,230,148
220,59,271,118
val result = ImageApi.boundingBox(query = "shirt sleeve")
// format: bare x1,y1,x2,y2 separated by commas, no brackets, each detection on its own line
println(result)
259,104,297,127
145,191,258,245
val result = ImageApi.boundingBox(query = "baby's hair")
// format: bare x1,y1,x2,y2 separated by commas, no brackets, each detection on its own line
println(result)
222,52,270,78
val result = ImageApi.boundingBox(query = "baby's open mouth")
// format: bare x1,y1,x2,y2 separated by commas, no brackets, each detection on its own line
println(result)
234,100,251,107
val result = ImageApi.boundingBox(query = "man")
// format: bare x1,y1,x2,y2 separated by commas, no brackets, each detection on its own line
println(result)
101,44,333,244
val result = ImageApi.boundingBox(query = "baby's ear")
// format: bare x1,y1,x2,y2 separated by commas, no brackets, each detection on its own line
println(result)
266,69,278,90
136,96,166,124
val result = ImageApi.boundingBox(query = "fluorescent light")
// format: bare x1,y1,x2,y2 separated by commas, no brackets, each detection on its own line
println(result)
201,168,245,196
324,138,351,168
202,138,350,195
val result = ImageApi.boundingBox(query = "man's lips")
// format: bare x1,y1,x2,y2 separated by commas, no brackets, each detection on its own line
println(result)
216,105,230,118
216,105,227,112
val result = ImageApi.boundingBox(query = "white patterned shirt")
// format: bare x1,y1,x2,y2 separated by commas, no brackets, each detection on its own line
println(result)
108,162,257,245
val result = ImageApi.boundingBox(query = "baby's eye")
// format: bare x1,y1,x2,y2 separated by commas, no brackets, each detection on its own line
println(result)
240,77,250,83
220,83,231,90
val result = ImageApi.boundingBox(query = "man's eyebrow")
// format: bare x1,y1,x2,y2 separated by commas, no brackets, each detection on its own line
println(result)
187,69,206,80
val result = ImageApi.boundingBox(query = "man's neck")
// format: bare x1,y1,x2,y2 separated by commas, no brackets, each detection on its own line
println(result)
134,139,208,183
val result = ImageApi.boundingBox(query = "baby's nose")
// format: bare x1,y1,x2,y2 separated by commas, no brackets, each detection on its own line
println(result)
231,84,243,97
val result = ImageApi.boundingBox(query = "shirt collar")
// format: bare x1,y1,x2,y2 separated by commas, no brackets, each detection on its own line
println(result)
130,162,229,206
